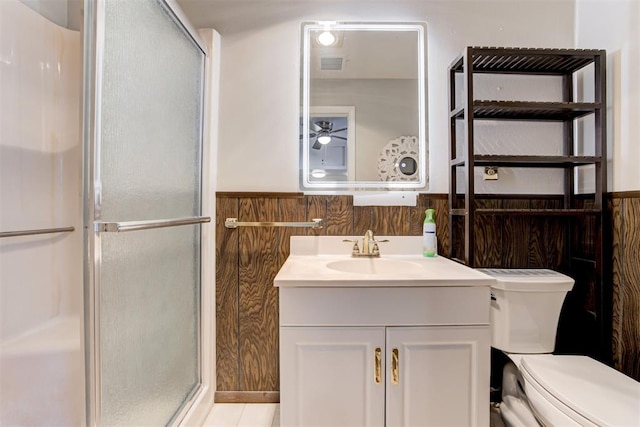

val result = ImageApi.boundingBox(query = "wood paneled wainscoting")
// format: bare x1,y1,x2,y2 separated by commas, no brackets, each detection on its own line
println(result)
214,192,448,402
215,191,639,402
610,192,640,381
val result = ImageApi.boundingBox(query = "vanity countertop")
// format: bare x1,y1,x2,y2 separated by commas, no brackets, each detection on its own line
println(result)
274,236,495,288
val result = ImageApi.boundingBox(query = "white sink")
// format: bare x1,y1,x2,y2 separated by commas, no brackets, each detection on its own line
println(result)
326,258,424,275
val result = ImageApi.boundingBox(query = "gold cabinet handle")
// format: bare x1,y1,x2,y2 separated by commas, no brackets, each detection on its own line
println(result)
391,348,399,385
374,347,382,384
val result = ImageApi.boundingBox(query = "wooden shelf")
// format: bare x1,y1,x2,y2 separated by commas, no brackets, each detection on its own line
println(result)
450,157,465,167
449,47,604,75
451,101,598,121
571,256,597,265
450,208,601,216
476,208,601,216
468,155,600,167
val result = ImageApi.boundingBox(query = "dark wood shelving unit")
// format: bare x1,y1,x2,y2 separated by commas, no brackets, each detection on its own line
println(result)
448,46,606,263
448,46,609,360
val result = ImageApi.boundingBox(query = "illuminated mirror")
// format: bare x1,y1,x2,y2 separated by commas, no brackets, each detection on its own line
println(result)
300,21,428,190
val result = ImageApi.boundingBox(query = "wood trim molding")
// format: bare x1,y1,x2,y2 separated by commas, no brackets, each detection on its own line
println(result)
417,192,448,199
216,192,304,198
452,193,566,200
214,391,280,404
215,191,640,200
609,190,640,199
216,192,452,200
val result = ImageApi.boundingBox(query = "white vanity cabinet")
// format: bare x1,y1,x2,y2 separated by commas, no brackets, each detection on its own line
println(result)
278,286,491,427
275,236,494,427
280,326,386,426
385,326,489,426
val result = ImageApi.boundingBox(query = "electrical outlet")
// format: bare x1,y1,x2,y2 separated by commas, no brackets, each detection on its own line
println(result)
484,166,499,180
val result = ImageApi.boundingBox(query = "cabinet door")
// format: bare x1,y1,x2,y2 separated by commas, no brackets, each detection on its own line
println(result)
280,327,385,427
386,326,490,427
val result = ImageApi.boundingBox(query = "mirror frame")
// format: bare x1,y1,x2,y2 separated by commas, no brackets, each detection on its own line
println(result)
300,21,428,191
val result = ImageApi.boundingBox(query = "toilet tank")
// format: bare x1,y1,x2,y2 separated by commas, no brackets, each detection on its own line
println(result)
478,269,574,354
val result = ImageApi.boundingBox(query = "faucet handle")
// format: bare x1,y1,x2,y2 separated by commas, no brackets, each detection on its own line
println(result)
371,241,380,255
342,239,361,255
351,241,360,255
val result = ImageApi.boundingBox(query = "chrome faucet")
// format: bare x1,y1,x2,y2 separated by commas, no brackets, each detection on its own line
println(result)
362,230,375,255
344,230,387,257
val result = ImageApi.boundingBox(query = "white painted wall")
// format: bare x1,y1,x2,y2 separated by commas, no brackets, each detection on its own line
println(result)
19,0,633,193
179,0,576,193
575,0,639,192
17,0,68,27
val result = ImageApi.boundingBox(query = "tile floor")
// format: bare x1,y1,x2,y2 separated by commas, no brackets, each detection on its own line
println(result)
202,404,279,427
202,403,501,426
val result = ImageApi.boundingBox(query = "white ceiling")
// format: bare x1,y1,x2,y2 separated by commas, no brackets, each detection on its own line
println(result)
310,30,419,79
176,0,436,34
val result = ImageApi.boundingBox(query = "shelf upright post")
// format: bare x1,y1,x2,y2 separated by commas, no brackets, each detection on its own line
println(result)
448,61,458,259
463,47,475,266
562,72,575,210
594,51,606,211
594,50,610,363
562,69,575,273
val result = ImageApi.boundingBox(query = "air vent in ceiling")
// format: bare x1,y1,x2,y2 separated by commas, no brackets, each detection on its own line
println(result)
320,57,343,71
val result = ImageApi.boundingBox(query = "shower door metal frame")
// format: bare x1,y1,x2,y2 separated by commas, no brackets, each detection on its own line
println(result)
81,1,210,425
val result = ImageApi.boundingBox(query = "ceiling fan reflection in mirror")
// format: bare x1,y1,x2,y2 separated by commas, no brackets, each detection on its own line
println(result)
308,120,347,149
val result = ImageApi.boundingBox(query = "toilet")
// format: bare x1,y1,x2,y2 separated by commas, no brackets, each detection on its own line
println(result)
480,268,640,427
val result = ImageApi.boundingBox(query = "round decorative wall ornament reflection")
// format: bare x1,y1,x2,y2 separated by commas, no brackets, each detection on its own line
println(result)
377,136,420,181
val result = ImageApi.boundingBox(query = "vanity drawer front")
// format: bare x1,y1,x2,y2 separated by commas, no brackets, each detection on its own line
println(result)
279,286,490,326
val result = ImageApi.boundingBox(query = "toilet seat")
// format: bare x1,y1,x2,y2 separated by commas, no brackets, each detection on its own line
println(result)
519,355,640,427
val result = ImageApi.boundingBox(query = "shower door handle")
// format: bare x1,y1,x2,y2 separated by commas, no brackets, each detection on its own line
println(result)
95,216,210,233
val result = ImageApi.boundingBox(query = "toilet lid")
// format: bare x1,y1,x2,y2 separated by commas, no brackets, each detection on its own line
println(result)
478,268,574,292
520,355,640,426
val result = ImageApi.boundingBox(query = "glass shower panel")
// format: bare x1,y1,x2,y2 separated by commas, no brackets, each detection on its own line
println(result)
99,0,203,221
100,226,200,426
92,0,205,425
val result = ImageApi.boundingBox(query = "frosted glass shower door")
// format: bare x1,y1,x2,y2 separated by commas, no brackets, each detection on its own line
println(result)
83,0,208,425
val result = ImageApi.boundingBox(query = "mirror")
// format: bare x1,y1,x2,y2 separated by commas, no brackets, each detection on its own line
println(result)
300,21,428,190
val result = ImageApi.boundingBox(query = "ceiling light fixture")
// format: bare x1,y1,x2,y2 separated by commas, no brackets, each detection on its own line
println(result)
311,169,327,178
317,31,336,46
317,135,332,144
317,21,338,47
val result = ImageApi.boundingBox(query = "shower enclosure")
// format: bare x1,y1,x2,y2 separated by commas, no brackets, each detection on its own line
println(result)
1,0,215,425
1,1,84,424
